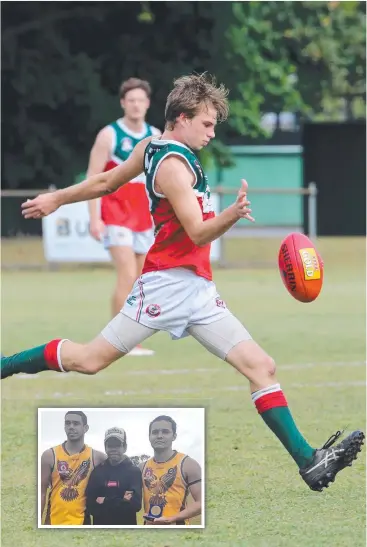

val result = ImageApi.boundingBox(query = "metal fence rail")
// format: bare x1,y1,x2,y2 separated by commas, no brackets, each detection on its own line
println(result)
1,183,318,269
213,182,318,240
1,182,317,238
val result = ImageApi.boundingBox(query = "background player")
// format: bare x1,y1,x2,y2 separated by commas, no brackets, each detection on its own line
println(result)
141,415,202,525
5,74,364,494
40,411,106,525
87,77,160,356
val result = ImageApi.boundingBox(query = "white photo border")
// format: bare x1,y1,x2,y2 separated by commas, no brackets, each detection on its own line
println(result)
37,407,205,529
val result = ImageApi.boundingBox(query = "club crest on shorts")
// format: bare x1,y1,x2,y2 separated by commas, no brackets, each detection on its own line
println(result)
145,304,161,317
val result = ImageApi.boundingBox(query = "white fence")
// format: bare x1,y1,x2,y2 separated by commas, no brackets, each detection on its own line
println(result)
1,184,317,268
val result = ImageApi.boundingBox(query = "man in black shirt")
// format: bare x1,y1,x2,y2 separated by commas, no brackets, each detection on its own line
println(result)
85,427,142,525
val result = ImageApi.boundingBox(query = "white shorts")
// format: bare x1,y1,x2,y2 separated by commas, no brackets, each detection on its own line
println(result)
104,225,154,255
122,268,232,340
102,268,252,359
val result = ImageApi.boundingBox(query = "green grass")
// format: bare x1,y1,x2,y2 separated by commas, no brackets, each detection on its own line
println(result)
1,237,366,547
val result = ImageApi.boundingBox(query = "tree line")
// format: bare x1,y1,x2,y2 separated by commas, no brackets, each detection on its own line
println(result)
2,1,365,190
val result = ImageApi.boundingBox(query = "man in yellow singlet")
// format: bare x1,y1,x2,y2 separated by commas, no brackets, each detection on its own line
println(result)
141,415,202,525
40,411,106,525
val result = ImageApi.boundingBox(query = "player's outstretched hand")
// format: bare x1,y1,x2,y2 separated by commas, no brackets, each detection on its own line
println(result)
235,179,255,222
21,193,60,219
89,218,105,241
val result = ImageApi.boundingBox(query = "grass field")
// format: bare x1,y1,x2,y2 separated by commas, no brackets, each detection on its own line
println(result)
1,237,366,547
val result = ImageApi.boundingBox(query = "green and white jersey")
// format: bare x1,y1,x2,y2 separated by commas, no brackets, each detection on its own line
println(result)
144,139,213,214
101,120,160,231
105,120,160,182
141,139,215,280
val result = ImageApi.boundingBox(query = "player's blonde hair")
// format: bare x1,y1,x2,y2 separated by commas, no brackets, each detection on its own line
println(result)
165,73,229,129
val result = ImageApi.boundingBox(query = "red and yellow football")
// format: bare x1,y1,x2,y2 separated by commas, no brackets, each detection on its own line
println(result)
278,232,324,303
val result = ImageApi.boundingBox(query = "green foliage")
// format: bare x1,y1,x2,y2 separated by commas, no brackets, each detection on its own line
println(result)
226,1,366,135
198,140,235,170
137,1,155,23
3,4,117,189
2,2,365,189
2,2,227,189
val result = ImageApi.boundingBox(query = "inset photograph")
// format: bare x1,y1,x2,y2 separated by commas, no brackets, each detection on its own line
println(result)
38,407,205,528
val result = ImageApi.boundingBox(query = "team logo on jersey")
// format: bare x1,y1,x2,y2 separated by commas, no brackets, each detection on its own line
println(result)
57,460,69,474
216,297,226,309
145,304,161,317
144,467,154,478
59,459,91,502
143,465,178,509
121,137,133,152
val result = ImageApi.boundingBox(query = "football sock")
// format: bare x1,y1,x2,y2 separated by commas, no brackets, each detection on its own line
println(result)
1,339,67,378
252,384,315,468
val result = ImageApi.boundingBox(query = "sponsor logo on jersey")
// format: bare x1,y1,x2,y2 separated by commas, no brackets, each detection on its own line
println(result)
107,481,119,488
121,137,133,152
145,304,161,317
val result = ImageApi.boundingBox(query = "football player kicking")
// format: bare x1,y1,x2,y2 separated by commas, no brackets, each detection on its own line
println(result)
2,73,364,492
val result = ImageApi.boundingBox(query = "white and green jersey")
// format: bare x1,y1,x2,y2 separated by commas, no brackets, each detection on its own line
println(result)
141,139,215,280
104,119,160,182
101,119,160,231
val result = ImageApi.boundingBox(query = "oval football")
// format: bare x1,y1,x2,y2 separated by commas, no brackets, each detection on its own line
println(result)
278,232,323,303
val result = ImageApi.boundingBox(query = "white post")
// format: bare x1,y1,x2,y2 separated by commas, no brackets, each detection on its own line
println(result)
308,182,318,239
218,190,226,268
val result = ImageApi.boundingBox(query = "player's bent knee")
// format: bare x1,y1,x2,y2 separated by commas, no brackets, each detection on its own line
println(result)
226,340,276,379
63,341,118,375
247,357,276,385
245,356,276,378
71,357,105,375
80,361,102,375
263,356,276,376
248,355,276,376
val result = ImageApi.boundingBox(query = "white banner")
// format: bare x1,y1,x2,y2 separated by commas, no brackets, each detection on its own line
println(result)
42,196,221,263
